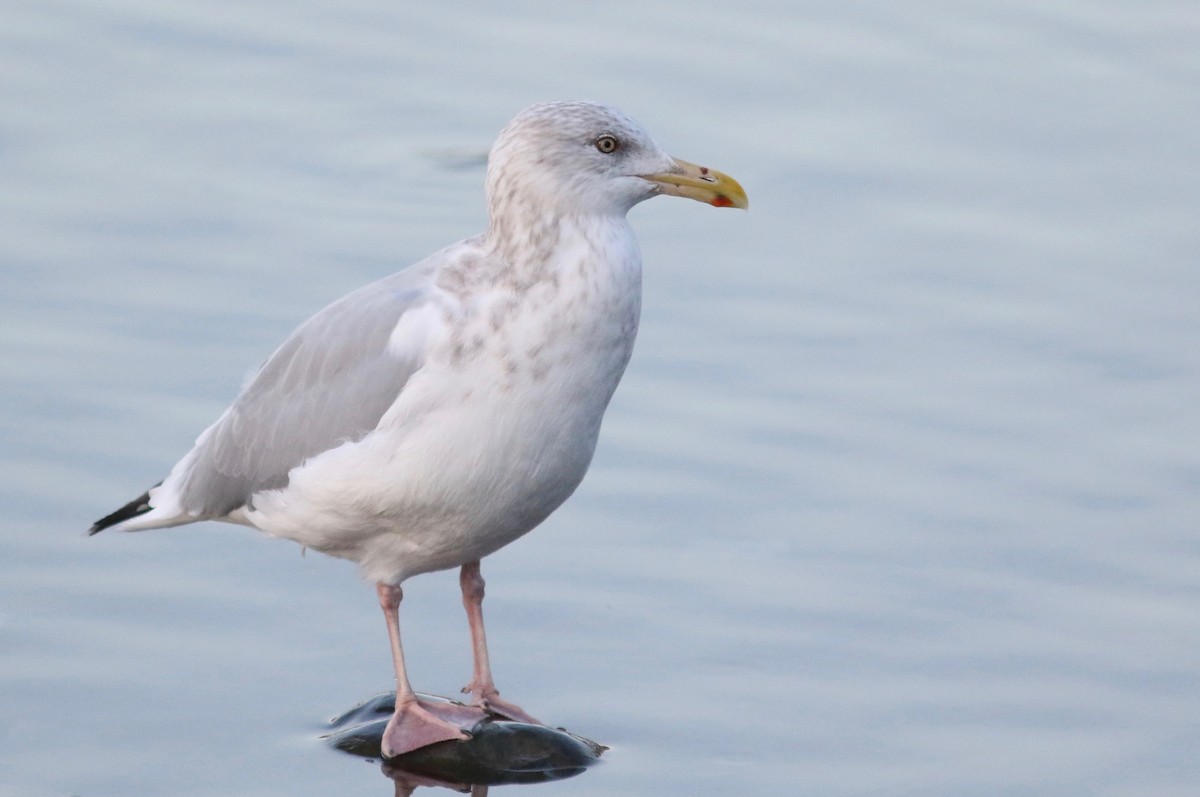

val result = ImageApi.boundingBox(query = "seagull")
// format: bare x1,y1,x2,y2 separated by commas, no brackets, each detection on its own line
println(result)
90,101,747,757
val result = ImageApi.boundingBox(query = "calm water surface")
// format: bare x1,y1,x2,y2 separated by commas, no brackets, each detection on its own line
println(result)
2,2,1198,795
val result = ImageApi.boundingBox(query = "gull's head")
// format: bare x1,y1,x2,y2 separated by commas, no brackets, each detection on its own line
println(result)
486,101,747,222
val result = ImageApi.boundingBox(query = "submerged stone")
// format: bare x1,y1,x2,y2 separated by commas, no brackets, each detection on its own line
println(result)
326,692,606,787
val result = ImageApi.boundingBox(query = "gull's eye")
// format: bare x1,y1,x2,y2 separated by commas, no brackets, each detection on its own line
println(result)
594,134,619,154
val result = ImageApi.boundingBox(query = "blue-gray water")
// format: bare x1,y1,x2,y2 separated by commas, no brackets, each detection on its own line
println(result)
2,2,1198,795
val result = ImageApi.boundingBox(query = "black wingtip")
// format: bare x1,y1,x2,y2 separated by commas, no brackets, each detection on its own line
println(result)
89,488,154,535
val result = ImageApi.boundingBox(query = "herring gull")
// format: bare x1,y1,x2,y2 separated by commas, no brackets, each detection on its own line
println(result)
90,101,747,757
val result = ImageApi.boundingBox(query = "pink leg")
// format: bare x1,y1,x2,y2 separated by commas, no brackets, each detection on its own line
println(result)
460,561,541,724
377,583,471,757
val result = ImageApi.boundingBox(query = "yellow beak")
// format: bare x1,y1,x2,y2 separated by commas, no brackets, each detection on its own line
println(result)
642,158,749,210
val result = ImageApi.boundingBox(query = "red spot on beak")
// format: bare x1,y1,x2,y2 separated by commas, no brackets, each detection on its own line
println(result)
711,195,733,208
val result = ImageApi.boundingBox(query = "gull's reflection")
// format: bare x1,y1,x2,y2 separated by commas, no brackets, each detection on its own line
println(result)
326,693,606,794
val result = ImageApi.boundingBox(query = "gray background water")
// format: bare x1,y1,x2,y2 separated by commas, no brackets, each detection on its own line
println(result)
2,1,1198,795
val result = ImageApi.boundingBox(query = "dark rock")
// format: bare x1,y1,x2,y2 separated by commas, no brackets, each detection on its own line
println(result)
325,692,606,787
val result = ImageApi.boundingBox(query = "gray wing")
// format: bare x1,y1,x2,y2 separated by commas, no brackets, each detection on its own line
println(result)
175,261,442,518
